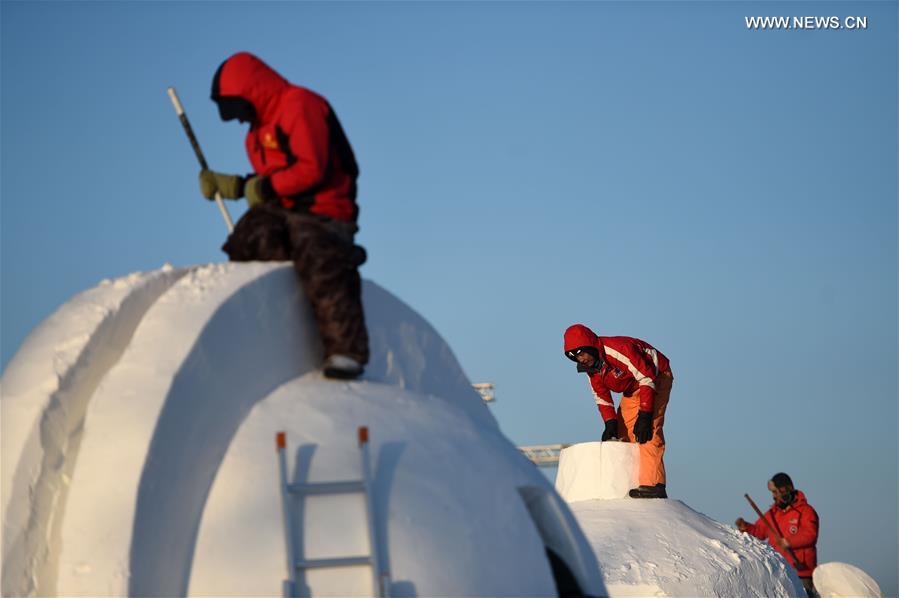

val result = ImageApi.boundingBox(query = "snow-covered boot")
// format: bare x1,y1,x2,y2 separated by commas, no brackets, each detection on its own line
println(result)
628,484,667,499
322,354,364,380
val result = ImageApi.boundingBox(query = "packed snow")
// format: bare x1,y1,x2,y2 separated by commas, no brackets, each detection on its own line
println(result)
555,442,639,501
2,261,874,597
813,562,883,597
2,263,603,597
1,264,189,596
556,440,807,597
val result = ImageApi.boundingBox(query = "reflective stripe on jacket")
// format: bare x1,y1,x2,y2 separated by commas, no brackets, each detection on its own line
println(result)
564,324,670,421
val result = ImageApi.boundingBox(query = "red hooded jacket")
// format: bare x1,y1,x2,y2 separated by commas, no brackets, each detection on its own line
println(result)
214,52,359,222
564,324,670,422
743,490,819,578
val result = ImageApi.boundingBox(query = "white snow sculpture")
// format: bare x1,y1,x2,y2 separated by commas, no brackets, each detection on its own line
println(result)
555,439,808,597
2,263,605,598
813,562,883,598
555,441,639,501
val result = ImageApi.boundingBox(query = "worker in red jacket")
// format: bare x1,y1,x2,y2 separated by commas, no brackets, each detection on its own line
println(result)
563,324,673,499
198,52,368,379
736,473,819,596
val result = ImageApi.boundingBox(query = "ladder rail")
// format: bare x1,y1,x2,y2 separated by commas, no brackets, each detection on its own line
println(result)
276,432,299,598
276,428,391,598
359,428,389,598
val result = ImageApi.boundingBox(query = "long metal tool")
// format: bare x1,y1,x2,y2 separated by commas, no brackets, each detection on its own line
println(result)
166,87,235,233
744,493,807,570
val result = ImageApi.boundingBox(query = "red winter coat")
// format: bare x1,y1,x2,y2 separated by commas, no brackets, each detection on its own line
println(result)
564,324,670,422
744,490,819,578
215,52,359,222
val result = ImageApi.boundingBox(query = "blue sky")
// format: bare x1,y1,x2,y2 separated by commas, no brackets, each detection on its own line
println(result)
2,1,896,593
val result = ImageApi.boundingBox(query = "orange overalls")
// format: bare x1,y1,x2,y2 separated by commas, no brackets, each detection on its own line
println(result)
616,370,672,486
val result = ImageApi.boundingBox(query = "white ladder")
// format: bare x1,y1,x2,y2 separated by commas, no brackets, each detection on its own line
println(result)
276,427,391,598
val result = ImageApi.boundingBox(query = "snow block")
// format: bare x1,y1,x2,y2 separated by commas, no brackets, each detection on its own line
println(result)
813,562,883,598
555,441,639,502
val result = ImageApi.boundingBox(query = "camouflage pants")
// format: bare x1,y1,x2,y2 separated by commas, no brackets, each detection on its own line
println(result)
222,203,369,364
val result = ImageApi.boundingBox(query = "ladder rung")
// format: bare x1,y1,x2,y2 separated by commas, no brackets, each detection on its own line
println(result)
296,556,372,569
287,480,365,495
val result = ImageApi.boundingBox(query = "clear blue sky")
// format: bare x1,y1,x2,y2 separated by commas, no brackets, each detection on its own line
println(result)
2,1,896,593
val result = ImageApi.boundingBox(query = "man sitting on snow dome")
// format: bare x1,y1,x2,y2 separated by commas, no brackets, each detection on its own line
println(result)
736,473,819,597
197,52,368,380
563,324,673,499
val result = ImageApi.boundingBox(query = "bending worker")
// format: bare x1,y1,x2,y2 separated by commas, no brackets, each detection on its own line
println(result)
198,52,368,379
563,324,673,499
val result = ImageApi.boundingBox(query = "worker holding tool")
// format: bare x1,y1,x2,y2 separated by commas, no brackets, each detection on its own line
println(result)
563,323,673,499
195,51,368,380
737,473,819,596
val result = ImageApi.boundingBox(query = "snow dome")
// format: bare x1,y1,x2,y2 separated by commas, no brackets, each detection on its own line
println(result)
2,263,604,597
813,562,883,598
556,441,808,597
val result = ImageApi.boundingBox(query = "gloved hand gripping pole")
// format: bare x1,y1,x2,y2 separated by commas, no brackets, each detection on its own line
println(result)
167,87,235,233
744,493,807,571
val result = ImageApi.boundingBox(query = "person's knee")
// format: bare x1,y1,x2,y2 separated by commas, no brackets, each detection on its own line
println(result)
224,207,291,261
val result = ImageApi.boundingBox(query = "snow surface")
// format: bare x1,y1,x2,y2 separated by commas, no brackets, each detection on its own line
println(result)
2,263,603,597
1,264,189,595
570,499,806,597
556,441,807,597
555,441,639,501
813,562,883,597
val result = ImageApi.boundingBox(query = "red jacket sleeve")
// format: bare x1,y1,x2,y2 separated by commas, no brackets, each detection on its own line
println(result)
744,516,769,540
634,386,656,413
789,506,819,549
604,341,659,412
589,376,617,422
268,94,330,197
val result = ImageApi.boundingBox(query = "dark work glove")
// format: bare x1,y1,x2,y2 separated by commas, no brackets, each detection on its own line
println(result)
601,419,619,441
633,410,653,443
244,175,276,208
199,170,244,200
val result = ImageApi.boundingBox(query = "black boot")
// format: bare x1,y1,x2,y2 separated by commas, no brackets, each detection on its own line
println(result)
628,484,667,499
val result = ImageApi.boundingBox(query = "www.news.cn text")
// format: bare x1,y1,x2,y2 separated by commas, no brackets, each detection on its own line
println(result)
745,16,868,30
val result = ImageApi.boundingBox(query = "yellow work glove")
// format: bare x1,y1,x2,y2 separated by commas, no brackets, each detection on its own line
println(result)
198,170,244,200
